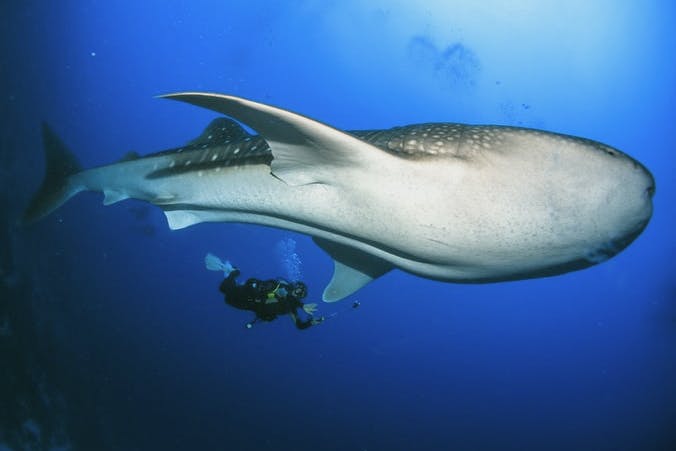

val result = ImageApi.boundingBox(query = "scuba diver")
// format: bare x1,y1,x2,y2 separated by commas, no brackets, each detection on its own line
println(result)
205,253,324,330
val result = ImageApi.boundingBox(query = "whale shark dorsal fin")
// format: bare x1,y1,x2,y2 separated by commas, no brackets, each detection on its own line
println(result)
159,92,387,186
313,237,392,302
118,151,140,162
188,117,251,146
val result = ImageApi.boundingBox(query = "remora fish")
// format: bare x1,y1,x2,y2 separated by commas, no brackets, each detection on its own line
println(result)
23,93,655,301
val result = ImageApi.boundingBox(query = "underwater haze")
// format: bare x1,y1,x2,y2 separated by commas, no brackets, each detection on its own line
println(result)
1,1,675,450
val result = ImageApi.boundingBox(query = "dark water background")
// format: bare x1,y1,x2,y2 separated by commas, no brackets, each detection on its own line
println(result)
1,1,675,450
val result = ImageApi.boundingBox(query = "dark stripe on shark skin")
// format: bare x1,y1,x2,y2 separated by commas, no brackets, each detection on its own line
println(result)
146,154,272,179
149,135,269,158
145,136,273,180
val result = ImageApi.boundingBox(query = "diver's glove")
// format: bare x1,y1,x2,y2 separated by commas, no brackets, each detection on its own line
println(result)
303,303,318,315
204,253,235,277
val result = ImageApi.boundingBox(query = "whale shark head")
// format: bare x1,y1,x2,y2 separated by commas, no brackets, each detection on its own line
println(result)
586,144,654,261
524,131,655,265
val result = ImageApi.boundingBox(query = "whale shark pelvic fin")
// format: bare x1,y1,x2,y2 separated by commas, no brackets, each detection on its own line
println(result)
313,237,392,302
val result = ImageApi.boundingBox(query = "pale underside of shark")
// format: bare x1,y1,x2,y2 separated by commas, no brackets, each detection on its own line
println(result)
24,93,655,301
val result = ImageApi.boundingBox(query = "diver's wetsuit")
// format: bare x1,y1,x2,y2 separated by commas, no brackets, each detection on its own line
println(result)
219,270,315,329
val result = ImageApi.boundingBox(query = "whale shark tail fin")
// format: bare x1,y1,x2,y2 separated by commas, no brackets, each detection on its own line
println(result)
22,123,84,225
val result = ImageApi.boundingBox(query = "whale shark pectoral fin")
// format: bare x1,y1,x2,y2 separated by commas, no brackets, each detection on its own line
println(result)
313,237,392,302
159,92,387,186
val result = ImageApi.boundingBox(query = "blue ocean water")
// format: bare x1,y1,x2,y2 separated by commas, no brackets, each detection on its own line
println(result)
1,1,674,450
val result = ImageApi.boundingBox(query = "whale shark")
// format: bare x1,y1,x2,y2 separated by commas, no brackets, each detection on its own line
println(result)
23,92,655,301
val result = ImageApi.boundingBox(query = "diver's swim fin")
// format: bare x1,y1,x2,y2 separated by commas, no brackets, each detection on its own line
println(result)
204,253,234,276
